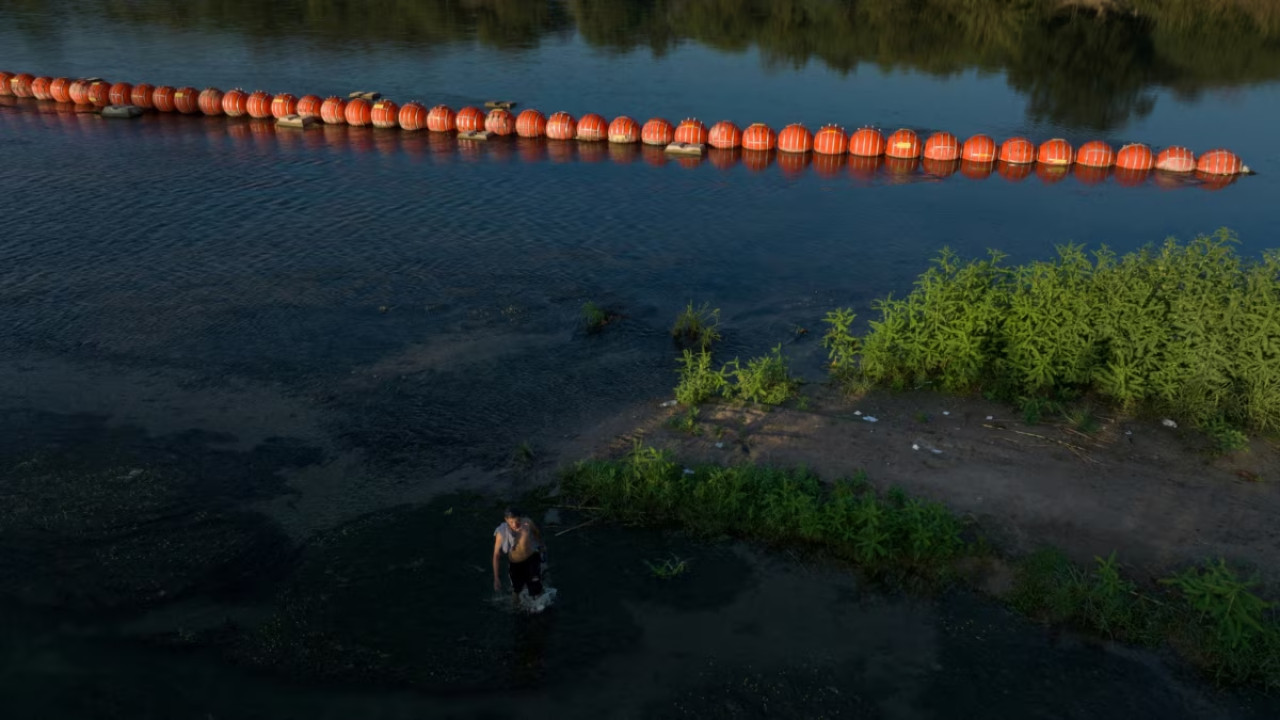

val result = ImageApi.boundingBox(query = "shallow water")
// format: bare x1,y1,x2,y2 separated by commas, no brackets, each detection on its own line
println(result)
2,1,1280,717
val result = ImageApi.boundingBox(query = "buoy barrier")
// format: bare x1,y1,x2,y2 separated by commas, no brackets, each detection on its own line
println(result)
742,123,776,151
778,124,814,154
674,119,708,146
546,111,575,140
849,127,885,157
455,106,484,133
371,99,399,129
0,68,1253,183
516,109,547,138
924,132,960,162
814,125,847,155
999,137,1035,165
885,129,921,159
708,121,741,149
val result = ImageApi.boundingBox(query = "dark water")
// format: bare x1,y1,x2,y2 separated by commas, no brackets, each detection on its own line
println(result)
2,1,1280,717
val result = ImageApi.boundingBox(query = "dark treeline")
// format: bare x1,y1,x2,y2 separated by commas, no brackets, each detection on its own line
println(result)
7,0,1280,128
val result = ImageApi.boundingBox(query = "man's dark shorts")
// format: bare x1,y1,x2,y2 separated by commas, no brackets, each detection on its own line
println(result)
509,554,543,596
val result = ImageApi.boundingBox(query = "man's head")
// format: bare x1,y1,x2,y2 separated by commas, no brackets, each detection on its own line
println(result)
504,507,522,530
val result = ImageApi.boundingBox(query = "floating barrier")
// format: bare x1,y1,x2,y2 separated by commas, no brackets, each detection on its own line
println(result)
778,123,813,154
708,121,741,149
641,117,674,145
546,111,576,140
0,68,1253,184
849,127,885,157
999,137,1035,164
924,132,960,162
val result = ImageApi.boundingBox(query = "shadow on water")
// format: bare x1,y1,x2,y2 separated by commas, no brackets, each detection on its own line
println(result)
5,0,1280,129
3,491,1277,718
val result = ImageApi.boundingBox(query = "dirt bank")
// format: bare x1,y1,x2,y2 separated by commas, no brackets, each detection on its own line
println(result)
552,386,1280,588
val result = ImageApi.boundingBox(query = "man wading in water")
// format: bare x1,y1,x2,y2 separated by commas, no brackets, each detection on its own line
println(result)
493,507,547,603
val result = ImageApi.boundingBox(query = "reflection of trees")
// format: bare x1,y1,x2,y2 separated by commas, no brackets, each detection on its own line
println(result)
8,0,1280,129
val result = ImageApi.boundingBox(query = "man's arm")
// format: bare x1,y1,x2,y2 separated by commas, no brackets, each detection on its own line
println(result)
492,532,504,590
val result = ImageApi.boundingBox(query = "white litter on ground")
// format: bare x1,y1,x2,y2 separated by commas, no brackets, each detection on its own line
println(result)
862,416,878,423
1162,419,1178,428
854,410,862,416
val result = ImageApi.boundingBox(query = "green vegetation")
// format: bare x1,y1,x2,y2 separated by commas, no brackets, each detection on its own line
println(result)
512,440,536,469
676,346,798,407
671,301,722,351
580,301,610,332
857,231,1280,437
561,444,1280,689
644,554,691,580
665,406,702,435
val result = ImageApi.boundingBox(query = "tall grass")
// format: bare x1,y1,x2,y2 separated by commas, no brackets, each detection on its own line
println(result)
561,444,1280,690
856,231,1280,432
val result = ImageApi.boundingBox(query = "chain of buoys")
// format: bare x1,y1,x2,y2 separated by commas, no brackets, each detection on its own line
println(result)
1,69,1256,186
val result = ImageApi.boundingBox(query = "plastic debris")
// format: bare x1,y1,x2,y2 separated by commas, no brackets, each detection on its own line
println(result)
683,468,695,475
1161,419,1178,428
660,400,678,408
985,415,994,421
715,442,724,449
942,411,950,416
912,443,921,451
862,416,878,423
853,410,862,416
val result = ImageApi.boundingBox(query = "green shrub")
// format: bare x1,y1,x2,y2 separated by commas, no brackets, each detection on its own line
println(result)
672,301,722,351
675,349,728,406
581,301,608,332
725,344,798,405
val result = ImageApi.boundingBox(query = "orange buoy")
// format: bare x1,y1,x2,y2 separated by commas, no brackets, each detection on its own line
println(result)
961,134,997,163
87,80,112,107
427,105,456,132
674,118,708,145
0,71,13,96
777,123,813,154
197,87,224,115
1196,149,1246,176
576,113,608,141
997,160,1034,182
1074,164,1111,185
68,79,91,105
346,97,374,127
848,154,883,181
174,87,200,114
742,123,777,151
608,116,641,143
813,125,848,155
848,127,885,157
923,132,960,161
885,129,921,159
152,85,178,112
371,99,399,128
516,109,547,138
708,121,742,149
546,111,576,140
31,76,53,101
960,159,993,181
484,107,515,135
398,101,427,131
999,137,1035,165
320,96,348,125
49,77,73,103
296,94,323,119
1115,143,1153,171
245,90,273,118
923,157,960,178
1037,138,1073,166
10,73,34,98
813,152,846,178
1155,146,1196,173
1036,164,1069,186
1076,141,1115,168
271,93,299,119
1114,167,1151,187
455,106,484,132
742,149,774,172
778,150,812,176
101,81,129,106
641,117,675,146
131,83,155,109
222,89,249,117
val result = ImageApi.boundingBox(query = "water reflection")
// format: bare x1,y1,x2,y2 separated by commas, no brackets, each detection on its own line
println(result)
4,1,1279,130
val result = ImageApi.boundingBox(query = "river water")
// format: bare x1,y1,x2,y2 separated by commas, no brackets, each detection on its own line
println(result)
2,1,1279,717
